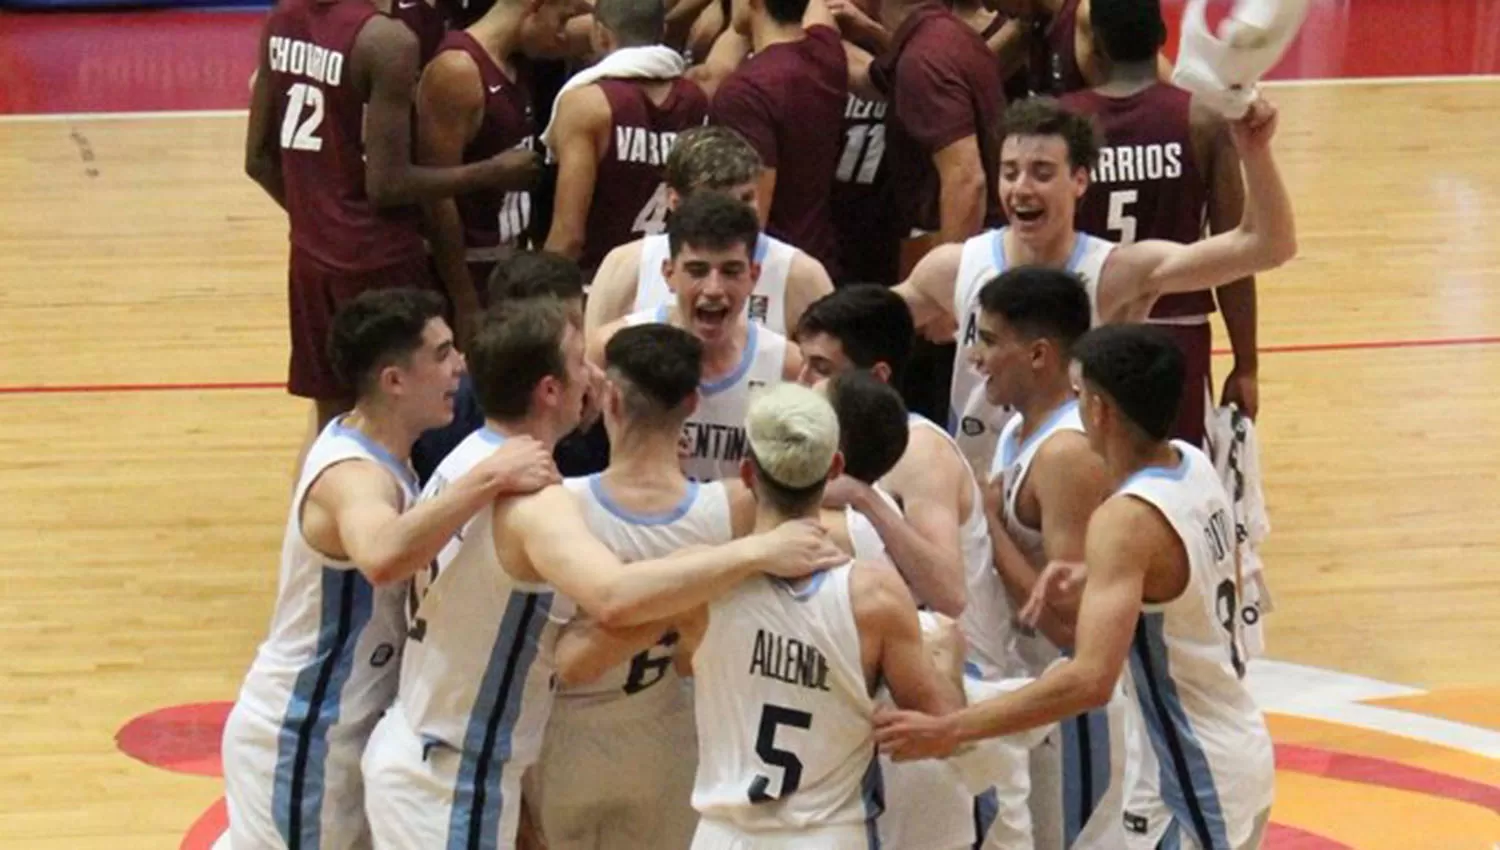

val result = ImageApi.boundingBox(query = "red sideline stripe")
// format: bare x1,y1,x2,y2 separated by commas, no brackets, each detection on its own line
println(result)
1276,742,1500,812
0,380,284,395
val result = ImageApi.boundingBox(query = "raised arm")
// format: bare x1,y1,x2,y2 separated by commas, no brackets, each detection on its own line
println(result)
583,242,644,336
893,242,961,332
244,22,286,209
852,561,966,715
543,85,611,262
1202,103,1259,416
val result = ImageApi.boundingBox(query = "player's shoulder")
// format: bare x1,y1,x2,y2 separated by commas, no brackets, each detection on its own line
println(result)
787,247,833,286
886,418,960,488
305,455,404,509
593,238,646,292
848,557,917,627
557,81,612,119
1033,426,1094,467
355,10,419,55
499,480,581,526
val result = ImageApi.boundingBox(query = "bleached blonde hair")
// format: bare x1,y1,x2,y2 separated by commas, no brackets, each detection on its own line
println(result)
745,383,839,491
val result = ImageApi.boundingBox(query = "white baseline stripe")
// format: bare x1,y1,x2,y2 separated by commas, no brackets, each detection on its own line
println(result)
1264,73,1500,88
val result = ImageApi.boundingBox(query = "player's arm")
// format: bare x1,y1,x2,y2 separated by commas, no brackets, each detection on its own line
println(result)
415,50,485,344
358,18,538,207
664,0,716,50
875,497,1149,758
981,489,1072,647
933,136,987,244
829,0,889,53
710,78,778,226
554,613,675,686
1202,104,1260,416
504,486,842,627
858,429,969,616
853,561,966,715
585,316,628,373
309,440,559,586
688,27,752,100
1026,433,1111,632
784,251,836,330
895,51,987,243
244,24,286,209
1100,100,1295,316
842,40,885,100
893,242,961,332
583,242,643,337
543,85,610,262
988,18,1027,79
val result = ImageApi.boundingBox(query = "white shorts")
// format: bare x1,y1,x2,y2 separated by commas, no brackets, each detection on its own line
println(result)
690,818,873,850
221,699,372,850
876,755,974,850
362,704,530,850
526,681,698,850
1029,696,1130,850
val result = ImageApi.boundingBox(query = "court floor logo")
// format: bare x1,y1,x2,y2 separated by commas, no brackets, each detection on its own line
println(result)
114,662,1500,850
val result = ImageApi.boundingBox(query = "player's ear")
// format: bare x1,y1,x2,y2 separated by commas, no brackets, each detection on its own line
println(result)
666,187,684,211
683,388,702,418
747,261,763,286
1072,162,1091,198
826,452,845,483
870,362,892,384
739,457,757,492
661,257,676,290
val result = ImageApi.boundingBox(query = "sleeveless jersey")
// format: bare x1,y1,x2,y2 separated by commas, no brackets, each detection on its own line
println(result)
624,307,789,481
831,93,902,286
397,427,574,775
844,485,901,563
580,78,709,273
1027,0,1088,96
390,0,449,64
232,417,415,766
950,228,1112,476
691,564,883,835
1119,444,1274,850
634,232,796,335
436,31,536,266
554,474,733,707
1063,84,1215,319
264,0,424,271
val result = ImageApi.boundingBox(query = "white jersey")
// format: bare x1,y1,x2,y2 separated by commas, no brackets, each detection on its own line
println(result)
950,229,1112,476
556,474,734,706
1118,443,1274,850
625,307,789,481
844,484,901,562
396,427,575,779
225,417,415,847
691,564,882,839
635,232,796,334
903,415,1009,681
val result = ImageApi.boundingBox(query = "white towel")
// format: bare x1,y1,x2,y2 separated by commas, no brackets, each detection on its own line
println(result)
540,44,688,155
1171,0,1309,119
1205,401,1273,659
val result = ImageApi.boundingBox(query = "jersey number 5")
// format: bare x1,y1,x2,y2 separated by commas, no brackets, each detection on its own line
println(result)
280,83,325,152
1107,189,1138,245
747,703,812,803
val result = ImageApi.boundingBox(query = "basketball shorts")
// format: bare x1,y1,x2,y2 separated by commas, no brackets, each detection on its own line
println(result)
1155,320,1212,449
361,703,531,850
1028,686,1131,850
690,818,873,850
875,754,975,850
221,699,373,850
526,681,698,850
287,247,432,401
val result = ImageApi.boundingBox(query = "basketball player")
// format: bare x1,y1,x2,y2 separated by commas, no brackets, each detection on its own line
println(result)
246,0,544,440
677,382,966,850
221,288,559,850
972,268,1129,850
1062,0,1258,444
415,0,573,340
877,323,1275,850
586,125,835,338
711,0,846,277
541,0,711,276
589,192,804,482
361,295,844,850
897,94,1294,476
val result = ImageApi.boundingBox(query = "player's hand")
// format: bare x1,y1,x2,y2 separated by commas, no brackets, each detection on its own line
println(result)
486,148,543,191
873,706,963,761
1220,365,1259,419
1229,98,1278,152
480,436,560,495
751,519,847,579
827,0,877,30
819,474,870,510
577,361,607,430
1019,559,1086,628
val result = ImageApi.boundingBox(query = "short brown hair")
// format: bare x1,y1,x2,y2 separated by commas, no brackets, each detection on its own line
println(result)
1002,97,1103,171
469,296,571,420
664,125,762,195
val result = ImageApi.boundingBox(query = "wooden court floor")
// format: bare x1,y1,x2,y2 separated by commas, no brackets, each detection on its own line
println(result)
2,81,1499,848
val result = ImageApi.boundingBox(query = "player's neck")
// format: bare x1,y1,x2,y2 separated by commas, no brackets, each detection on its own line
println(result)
1097,61,1159,95
339,406,416,464
484,414,563,452
1106,438,1180,488
467,10,525,68
604,428,690,488
753,504,820,536
674,310,748,381
1016,384,1075,443
751,15,807,51
1005,226,1078,269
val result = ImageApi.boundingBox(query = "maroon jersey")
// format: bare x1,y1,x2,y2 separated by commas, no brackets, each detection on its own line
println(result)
436,31,536,267
1027,0,1088,96
264,0,424,271
579,77,709,273
830,93,901,285
390,0,449,64
871,4,1004,235
710,24,847,277
1064,83,1215,318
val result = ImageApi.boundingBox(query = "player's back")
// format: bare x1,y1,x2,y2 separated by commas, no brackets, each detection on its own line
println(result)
264,0,424,270
1117,442,1274,849
1064,82,1213,319
691,563,882,848
582,78,709,274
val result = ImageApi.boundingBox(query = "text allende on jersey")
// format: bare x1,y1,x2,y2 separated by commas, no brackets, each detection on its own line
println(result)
748,628,832,693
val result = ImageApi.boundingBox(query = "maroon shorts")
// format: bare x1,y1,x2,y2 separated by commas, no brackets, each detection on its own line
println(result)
287,247,433,400
1159,321,1212,448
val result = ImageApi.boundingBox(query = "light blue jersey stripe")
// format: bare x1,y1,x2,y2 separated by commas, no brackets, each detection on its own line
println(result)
861,750,885,850
271,568,375,849
1130,614,1231,850
1061,706,1113,845
447,591,554,850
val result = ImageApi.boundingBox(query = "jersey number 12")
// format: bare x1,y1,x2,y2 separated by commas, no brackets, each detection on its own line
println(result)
280,83,325,152
747,703,812,803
